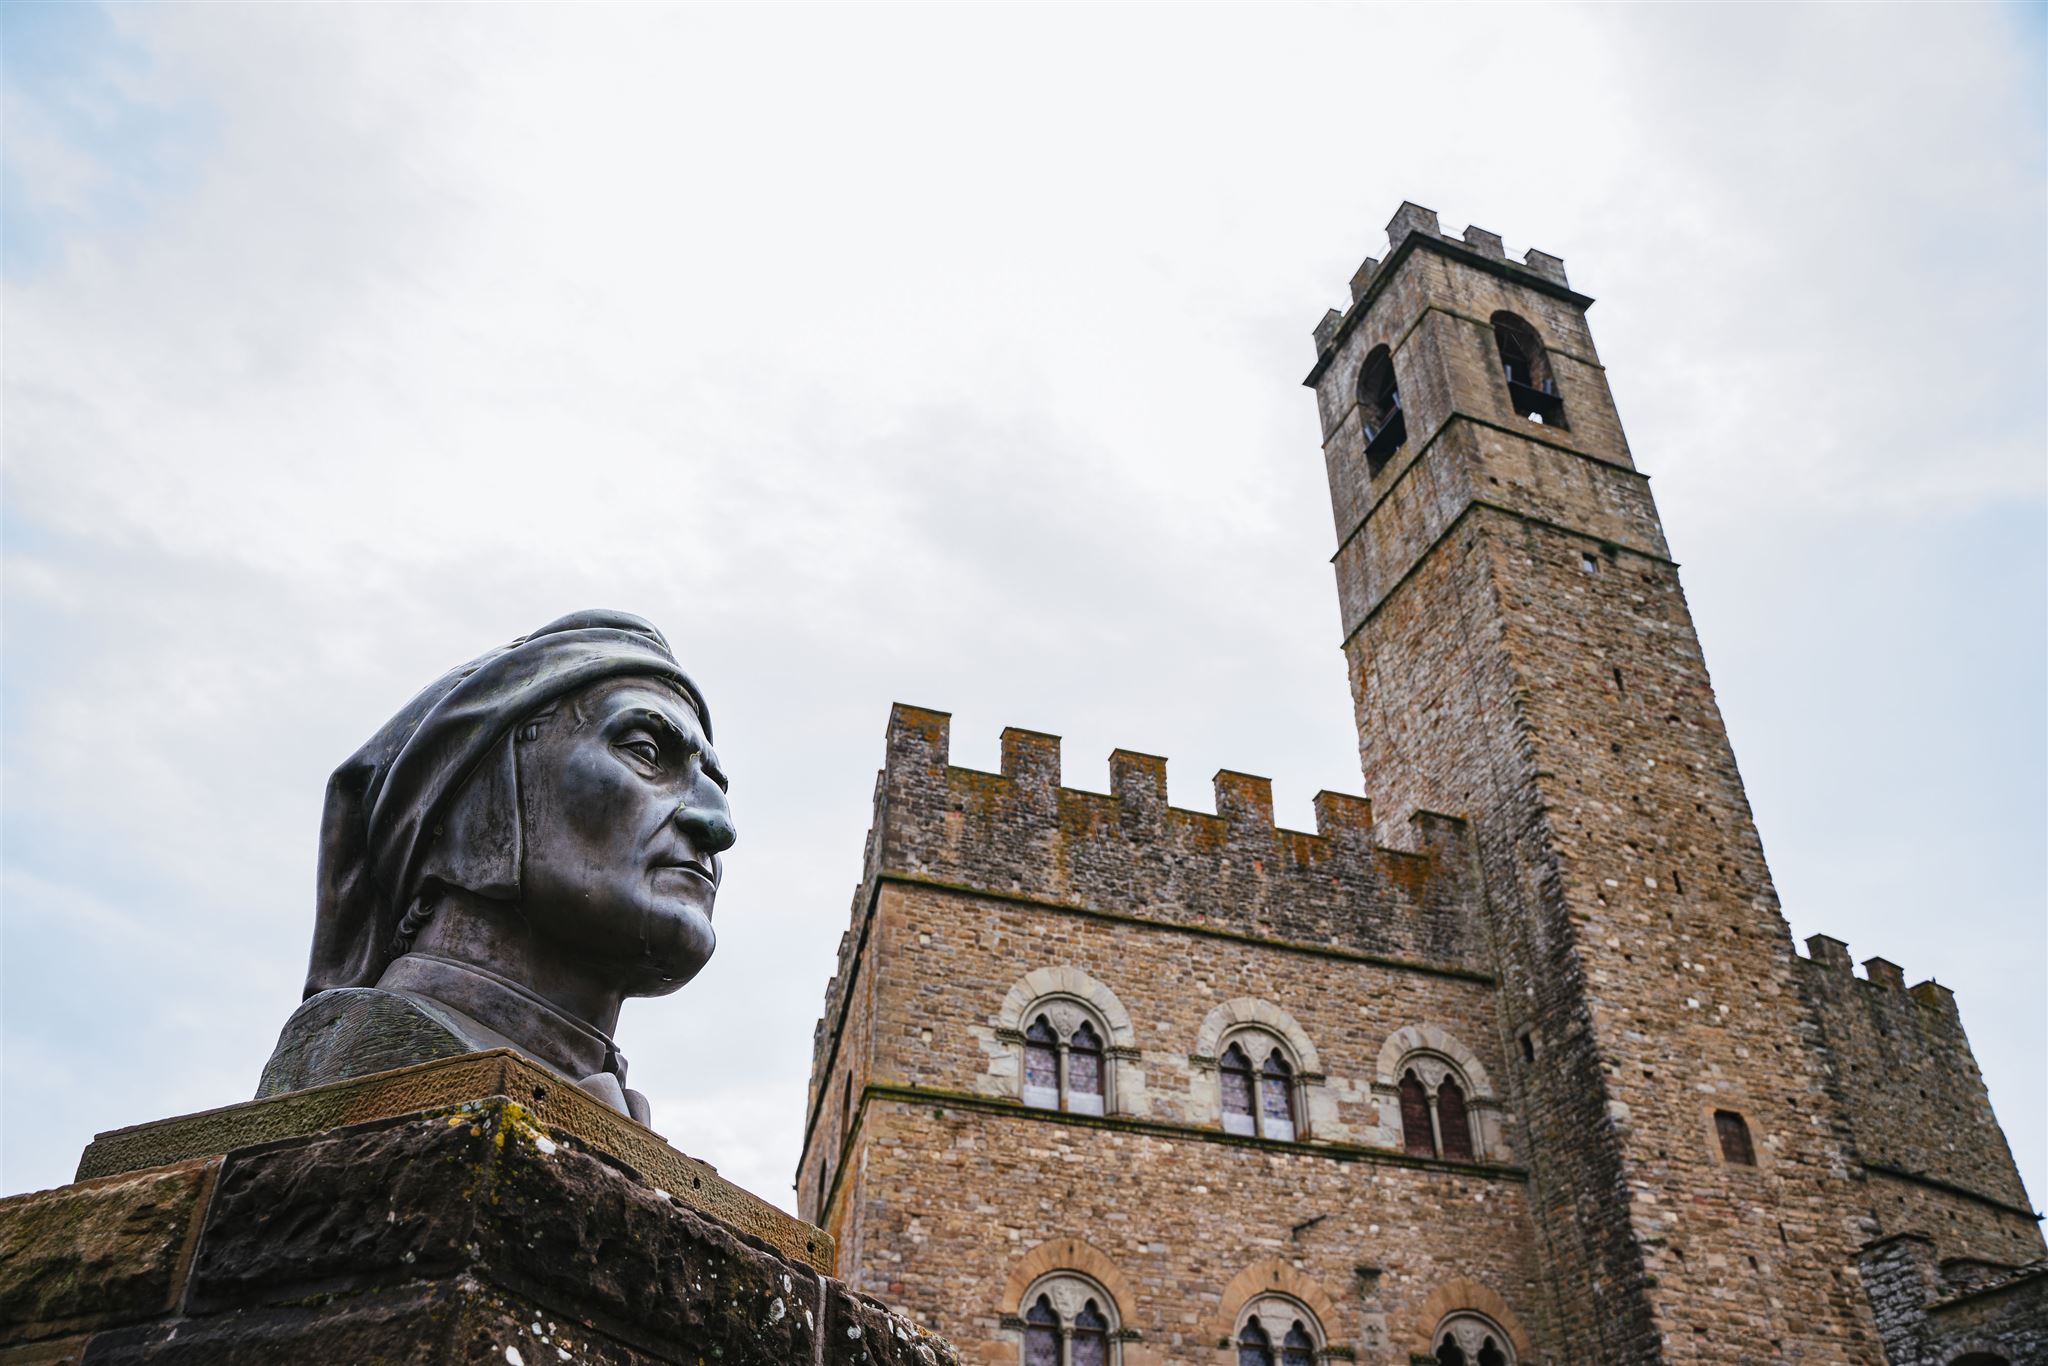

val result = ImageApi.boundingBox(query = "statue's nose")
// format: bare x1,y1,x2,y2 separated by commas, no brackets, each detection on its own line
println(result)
677,796,737,855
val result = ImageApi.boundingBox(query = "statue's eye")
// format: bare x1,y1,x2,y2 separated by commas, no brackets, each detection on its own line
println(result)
618,738,661,767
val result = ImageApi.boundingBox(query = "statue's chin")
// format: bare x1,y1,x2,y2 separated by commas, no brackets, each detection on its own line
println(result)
625,904,715,997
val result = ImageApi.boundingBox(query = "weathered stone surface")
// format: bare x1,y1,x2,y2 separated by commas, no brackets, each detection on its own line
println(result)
55,1282,668,1365
186,1109,488,1309
7,1080,947,1365
79,1049,829,1274
824,1280,959,1366
481,1107,821,1360
0,1161,212,1341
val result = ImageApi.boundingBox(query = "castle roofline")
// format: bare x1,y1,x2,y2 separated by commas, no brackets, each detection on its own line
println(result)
1303,200,1593,388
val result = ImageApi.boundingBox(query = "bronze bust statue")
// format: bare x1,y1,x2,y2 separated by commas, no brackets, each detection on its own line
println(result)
258,610,735,1125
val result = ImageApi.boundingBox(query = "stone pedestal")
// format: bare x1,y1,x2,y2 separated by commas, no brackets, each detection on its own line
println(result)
0,1051,955,1366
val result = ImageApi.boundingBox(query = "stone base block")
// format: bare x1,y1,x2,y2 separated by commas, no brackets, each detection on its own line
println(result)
0,1052,954,1366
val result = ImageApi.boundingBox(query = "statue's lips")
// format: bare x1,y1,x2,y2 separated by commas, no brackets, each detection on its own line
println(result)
650,861,717,894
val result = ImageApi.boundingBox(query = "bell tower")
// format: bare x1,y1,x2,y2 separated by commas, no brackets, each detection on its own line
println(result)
1306,204,1884,1362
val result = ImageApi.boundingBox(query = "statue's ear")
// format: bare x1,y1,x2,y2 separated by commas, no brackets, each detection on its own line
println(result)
415,732,522,902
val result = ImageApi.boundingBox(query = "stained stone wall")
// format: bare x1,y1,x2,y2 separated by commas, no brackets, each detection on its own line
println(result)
796,718,1548,1365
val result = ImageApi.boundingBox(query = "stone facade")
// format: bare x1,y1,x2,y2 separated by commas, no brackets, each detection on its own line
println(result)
797,204,2043,1365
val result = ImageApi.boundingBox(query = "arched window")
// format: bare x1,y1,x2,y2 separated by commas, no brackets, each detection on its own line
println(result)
1358,344,1406,472
1396,1058,1483,1162
1024,1017,1061,1110
1435,1312,1515,1366
1025,1296,1061,1366
1260,1050,1297,1142
1437,1075,1473,1162
1070,1300,1110,1366
1068,1021,1105,1116
1715,1109,1756,1166
1017,1005,1117,1115
1236,1297,1322,1366
1220,1033,1302,1141
1237,1316,1273,1366
1221,1042,1257,1136
1018,1274,1122,1366
1399,1069,1434,1157
1491,312,1565,427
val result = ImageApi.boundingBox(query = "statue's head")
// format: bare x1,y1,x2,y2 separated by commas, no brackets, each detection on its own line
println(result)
301,610,735,1002
507,674,731,995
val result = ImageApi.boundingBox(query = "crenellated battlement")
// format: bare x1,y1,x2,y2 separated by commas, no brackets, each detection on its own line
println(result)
1311,199,1573,360
1795,933,2036,1223
870,703,1478,957
806,703,1488,1115
1797,933,1957,1012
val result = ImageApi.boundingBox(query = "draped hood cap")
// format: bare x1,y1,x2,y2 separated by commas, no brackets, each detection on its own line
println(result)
304,609,708,998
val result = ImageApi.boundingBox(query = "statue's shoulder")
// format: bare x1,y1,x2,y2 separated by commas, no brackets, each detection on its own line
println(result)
256,987,477,1098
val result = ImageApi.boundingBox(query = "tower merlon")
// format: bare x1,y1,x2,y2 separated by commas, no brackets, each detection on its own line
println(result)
1305,199,1582,380
1863,956,1907,990
999,726,1062,804
1213,769,1276,833
1803,933,1853,972
1312,789,1374,840
886,702,951,769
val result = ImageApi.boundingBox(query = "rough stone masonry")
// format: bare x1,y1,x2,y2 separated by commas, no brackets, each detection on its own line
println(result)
796,205,2045,1365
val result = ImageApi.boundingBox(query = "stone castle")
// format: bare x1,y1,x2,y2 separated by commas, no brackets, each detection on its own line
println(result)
795,205,2046,1364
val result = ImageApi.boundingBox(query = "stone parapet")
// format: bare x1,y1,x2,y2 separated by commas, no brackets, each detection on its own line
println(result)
872,705,1476,959
1,1053,954,1366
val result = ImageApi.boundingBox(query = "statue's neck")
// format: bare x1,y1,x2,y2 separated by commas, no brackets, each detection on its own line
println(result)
395,890,627,1043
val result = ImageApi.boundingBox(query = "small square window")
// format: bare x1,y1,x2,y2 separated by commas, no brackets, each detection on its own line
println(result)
1580,552,1599,574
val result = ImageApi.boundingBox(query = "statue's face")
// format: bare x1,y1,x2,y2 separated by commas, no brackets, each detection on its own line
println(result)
515,677,734,996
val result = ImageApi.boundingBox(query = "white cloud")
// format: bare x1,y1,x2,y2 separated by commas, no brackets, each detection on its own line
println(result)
3,3,2041,1219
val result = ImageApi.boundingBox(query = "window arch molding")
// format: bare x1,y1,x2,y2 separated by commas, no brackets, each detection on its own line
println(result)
1016,1271,1123,1366
1377,1025,1499,1162
1195,998,1322,1074
996,967,1139,1116
1195,999,1324,1141
1003,1240,1137,1366
1405,1281,1534,1366
1214,1260,1341,1364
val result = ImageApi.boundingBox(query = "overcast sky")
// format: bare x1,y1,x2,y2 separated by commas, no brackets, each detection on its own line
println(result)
4,4,2043,1218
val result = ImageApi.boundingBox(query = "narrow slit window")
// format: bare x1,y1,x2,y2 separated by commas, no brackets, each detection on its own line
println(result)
1067,1021,1105,1116
1023,1017,1060,1110
1715,1109,1756,1166
1220,1042,1257,1136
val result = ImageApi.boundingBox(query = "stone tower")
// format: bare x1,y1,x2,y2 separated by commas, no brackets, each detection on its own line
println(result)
1308,202,1882,1359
